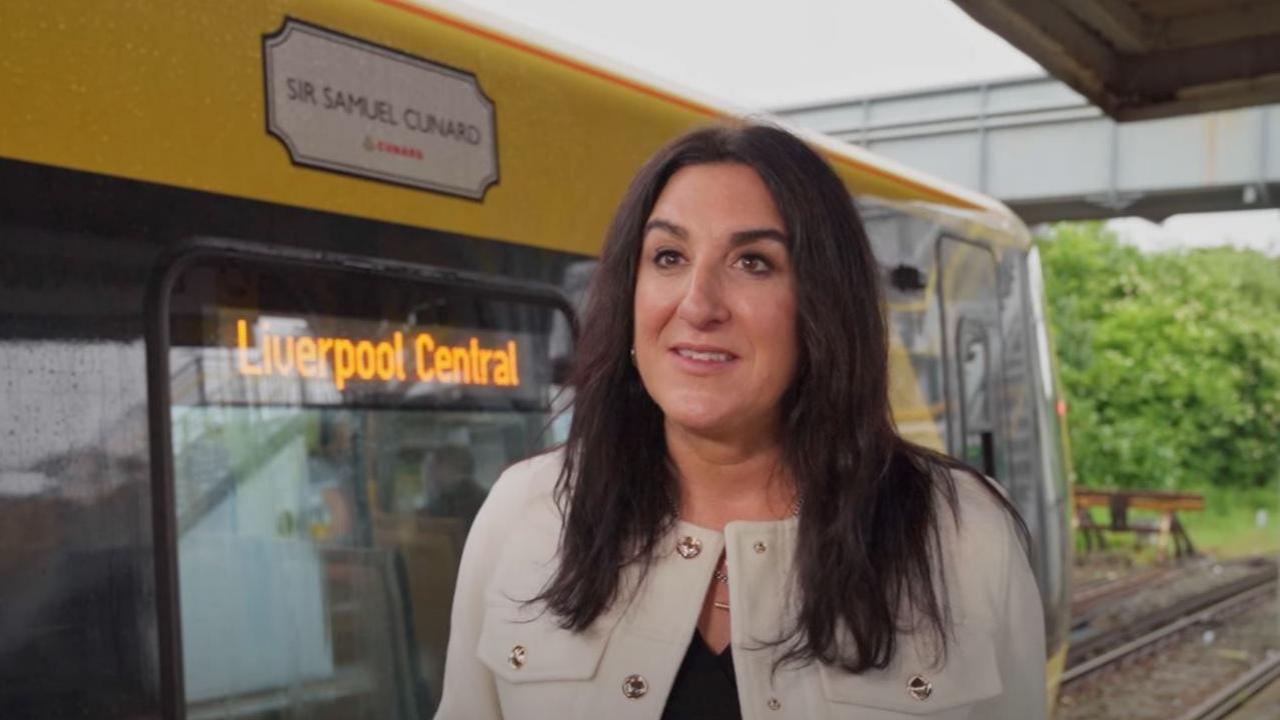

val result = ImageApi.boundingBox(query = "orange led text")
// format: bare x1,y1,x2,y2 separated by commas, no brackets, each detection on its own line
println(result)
235,319,520,391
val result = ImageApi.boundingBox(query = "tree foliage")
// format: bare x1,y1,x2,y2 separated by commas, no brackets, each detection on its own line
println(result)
1036,223,1280,490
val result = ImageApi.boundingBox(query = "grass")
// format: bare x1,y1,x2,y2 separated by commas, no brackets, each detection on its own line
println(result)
1179,485,1280,559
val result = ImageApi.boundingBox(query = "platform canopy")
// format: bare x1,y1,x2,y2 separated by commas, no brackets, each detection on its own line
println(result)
951,0,1280,121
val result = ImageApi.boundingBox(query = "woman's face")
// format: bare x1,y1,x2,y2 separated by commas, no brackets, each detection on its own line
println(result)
634,162,798,440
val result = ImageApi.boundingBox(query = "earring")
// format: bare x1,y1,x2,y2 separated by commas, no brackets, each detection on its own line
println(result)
630,346,637,365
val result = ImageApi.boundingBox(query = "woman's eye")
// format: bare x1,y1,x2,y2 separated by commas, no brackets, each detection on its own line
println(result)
653,249,683,268
737,254,773,274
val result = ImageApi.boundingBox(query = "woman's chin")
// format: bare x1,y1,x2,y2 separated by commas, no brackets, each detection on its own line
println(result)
660,405,751,440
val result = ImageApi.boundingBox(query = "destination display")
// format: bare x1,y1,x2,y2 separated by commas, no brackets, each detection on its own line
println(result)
171,310,548,408
233,319,521,391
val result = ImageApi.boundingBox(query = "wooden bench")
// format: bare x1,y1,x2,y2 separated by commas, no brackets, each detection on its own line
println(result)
1073,488,1205,560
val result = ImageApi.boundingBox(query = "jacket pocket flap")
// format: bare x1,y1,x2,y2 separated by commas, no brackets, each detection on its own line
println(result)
818,626,1003,713
477,604,613,684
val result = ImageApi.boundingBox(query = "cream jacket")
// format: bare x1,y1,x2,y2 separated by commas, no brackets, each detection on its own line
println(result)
435,451,1048,720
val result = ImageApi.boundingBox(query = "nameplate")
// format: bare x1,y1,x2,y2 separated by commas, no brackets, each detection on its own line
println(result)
264,18,498,200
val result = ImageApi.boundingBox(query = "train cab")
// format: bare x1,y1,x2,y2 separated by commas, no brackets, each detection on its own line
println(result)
0,1,1073,717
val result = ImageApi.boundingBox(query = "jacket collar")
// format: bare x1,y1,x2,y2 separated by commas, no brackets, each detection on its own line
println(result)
616,517,800,648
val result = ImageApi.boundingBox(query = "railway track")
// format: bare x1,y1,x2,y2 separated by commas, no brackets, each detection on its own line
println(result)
1067,561,1278,669
1175,650,1280,720
1063,576,1276,686
1070,565,1177,621
1057,566,1280,720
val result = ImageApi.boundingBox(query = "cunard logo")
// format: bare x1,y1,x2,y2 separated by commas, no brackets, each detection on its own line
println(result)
364,135,424,161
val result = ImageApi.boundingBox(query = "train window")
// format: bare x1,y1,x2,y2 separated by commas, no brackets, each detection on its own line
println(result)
956,319,997,477
154,241,572,719
861,203,949,452
936,235,1007,481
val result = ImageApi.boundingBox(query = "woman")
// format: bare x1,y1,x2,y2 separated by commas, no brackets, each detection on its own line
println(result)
436,125,1047,719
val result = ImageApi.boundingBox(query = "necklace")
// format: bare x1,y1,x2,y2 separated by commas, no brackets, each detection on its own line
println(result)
706,496,802,612
712,558,731,611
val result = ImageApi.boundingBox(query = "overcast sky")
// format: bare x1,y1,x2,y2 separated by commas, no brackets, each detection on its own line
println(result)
453,0,1042,108
452,0,1280,256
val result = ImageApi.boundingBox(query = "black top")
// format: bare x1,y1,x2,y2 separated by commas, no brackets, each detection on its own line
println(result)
661,632,743,720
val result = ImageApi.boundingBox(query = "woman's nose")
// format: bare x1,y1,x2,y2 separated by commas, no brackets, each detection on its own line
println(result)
675,262,730,328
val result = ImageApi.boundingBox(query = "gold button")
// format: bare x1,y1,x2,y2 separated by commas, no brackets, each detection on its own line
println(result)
676,536,702,559
907,674,932,700
507,645,526,669
622,673,649,699
767,697,781,710
753,541,767,554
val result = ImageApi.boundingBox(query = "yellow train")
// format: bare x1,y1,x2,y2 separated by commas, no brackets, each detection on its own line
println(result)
0,0,1073,717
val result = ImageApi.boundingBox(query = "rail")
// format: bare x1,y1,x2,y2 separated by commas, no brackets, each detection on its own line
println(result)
1063,571,1277,685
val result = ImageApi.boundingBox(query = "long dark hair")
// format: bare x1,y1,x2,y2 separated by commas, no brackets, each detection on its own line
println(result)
538,124,1029,672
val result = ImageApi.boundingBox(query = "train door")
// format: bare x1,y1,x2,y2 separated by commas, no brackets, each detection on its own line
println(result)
149,240,573,720
937,235,1065,663
937,236,1008,483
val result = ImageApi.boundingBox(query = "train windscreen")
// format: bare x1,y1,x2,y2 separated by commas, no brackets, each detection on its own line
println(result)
162,250,570,719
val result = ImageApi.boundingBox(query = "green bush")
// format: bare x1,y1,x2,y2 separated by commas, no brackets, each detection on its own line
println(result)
1036,223,1280,492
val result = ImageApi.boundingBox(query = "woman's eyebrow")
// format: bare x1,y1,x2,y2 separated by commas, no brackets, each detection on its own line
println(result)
730,228,789,247
644,219,789,247
643,218,687,239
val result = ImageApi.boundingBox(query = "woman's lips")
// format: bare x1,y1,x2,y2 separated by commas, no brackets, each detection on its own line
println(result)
668,345,738,374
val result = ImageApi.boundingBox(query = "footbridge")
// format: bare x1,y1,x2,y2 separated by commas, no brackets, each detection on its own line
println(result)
775,75,1280,224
